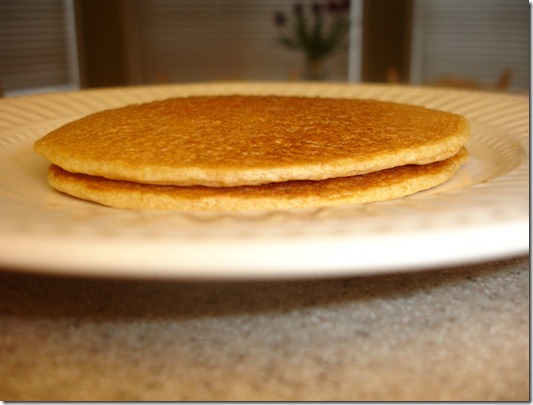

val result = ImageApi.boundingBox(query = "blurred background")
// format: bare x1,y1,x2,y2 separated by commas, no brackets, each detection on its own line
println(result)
0,0,529,97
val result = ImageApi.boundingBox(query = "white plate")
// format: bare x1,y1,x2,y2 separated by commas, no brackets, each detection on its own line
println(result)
0,83,528,279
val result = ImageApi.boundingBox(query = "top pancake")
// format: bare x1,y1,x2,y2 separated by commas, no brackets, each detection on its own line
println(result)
34,95,470,187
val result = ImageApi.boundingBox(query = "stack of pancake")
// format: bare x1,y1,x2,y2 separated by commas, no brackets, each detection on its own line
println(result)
34,95,469,211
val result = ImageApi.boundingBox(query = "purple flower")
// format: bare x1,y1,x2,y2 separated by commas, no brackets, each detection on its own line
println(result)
339,0,350,12
327,1,339,13
293,3,304,17
274,0,351,67
274,11,286,27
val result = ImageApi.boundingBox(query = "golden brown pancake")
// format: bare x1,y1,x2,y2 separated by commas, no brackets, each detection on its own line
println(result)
34,95,470,187
47,148,468,212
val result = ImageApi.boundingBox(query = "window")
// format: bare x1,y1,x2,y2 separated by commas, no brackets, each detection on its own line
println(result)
0,0,79,96
410,0,529,92
125,0,362,84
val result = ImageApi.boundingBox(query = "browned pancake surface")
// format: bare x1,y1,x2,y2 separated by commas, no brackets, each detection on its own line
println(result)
35,96,470,187
47,148,468,212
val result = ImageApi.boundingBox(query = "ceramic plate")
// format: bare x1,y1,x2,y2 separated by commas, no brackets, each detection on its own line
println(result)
0,83,528,279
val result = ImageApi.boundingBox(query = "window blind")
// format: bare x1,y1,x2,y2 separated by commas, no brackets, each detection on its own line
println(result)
0,0,79,96
126,0,361,84
410,0,529,92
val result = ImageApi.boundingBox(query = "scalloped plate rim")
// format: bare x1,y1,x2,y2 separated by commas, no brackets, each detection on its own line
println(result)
0,83,528,279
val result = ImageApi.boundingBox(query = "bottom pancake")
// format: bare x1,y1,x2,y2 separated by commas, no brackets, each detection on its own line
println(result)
47,148,468,211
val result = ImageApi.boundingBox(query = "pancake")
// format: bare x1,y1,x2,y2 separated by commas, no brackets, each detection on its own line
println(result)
34,95,470,187
47,148,468,212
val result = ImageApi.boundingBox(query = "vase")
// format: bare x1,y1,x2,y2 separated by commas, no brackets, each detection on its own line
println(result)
304,58,328,81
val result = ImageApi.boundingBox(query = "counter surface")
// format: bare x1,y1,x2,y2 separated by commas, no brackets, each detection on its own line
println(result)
0,255,529,401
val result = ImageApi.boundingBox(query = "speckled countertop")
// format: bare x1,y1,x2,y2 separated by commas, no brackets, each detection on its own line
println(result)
0,255,529,401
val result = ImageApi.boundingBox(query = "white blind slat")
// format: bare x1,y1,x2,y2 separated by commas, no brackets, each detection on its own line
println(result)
0,0,79,96
411,0,529,92
128,0,361,84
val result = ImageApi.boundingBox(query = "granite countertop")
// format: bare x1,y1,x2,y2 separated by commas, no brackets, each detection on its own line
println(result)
0,255,529,401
